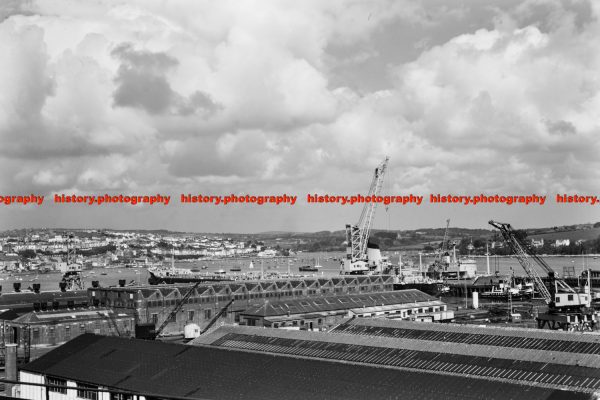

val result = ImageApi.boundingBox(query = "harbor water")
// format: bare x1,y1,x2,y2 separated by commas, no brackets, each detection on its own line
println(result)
2,252,599,293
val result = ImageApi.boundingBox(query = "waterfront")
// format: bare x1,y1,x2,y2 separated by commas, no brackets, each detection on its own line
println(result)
1,252,599,293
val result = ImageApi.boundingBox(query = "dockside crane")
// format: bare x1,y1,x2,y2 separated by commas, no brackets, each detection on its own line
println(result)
150,282,201,340
200,299,234,335
489,220,596,330
341,157,389,274
440,219,451,258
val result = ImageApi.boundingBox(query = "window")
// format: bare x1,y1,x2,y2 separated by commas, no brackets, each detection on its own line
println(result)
110,393,133,400
567,294,574,301
555,297,560,303
151,313,158,324
76,382,97,400
65,326,71,341
187,310,195,321
47,377,67,394
204,309,212,320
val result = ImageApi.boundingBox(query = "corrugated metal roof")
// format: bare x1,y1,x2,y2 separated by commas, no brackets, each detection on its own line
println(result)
196,327,600,393
331,318,600,354
20,334,592,400
241,290,435,317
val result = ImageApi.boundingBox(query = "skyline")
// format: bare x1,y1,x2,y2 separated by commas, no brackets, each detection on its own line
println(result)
1,0,599,232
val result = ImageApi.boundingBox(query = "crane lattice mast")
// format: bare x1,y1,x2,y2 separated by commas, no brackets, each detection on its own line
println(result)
346,157,389,264
488,220,553,303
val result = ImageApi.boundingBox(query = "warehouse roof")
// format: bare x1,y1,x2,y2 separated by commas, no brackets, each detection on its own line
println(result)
194,325,600,393
331,318,600,354
89,275,395,299
11,307,132,324
240,290,436,318
21,334,591,400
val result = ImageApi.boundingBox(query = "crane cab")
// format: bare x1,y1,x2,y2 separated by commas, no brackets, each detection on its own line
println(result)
553,292,590,309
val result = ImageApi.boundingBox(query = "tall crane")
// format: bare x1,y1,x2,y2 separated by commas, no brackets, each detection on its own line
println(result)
488,221,590,311
439,219,451,259
342,157,389,274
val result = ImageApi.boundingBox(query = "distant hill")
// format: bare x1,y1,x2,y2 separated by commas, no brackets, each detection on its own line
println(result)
529,226,600,242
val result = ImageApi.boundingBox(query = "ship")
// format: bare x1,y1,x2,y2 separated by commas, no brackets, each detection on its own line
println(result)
147,265,236,285
147,262,314,285
392,256,448,296
479,281,529,301
299,265,319,272
428,244,479,281
299,258,323,272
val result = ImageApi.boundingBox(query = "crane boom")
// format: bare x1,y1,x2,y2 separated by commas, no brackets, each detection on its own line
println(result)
438,219,451,260
200,299,234,335
343,157,389,274
488,220,553,303
153,282,201,339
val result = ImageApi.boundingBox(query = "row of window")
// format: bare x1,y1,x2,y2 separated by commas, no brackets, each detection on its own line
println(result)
131,285,393,308
47,377,133,400
150,309,212,325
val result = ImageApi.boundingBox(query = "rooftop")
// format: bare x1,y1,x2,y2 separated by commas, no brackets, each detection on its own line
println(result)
21,334,591,400
193,323,600,393
240,289,437,317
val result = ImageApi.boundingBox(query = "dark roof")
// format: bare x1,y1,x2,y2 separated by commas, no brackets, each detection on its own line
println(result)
21,334,591,400
241,290,438,318
332,318,600,356
0,290,88,313
194,325,600,394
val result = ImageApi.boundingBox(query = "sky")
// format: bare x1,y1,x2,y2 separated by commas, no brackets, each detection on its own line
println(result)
0,0,599,233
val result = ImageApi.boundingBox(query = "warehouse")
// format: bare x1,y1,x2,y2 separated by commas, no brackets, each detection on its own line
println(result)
87,275,396,334
238,289,451,330
1,307,134,348
193,321,600,395
16,333,593,400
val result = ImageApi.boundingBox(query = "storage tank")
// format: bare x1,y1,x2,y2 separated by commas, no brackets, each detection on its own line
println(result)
184,323,201,340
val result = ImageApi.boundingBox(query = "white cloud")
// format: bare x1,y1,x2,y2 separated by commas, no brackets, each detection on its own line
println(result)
1,0,599,230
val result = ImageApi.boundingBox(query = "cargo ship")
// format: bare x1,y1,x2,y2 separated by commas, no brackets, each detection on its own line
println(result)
147,264,315,285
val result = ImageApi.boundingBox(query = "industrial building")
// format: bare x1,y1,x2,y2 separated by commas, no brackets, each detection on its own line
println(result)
87,275,396,334
238,289,452,329
0,290,88,313
1,307,134,348
14,331,595,400
193,320,600,395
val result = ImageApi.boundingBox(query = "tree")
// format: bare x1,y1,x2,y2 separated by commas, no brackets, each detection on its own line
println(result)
19,249,36,259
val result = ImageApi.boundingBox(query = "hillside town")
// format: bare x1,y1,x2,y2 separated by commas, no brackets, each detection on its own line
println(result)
0,230,279,273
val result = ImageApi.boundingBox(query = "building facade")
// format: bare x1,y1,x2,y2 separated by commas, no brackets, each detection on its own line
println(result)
238,289,451,330
2,308,134,348
88,276,396,335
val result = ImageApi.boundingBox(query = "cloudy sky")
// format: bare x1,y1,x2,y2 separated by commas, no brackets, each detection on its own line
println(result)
1,0,599,233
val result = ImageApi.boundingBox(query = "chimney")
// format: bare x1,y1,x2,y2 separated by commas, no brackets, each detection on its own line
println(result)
5,344,17,396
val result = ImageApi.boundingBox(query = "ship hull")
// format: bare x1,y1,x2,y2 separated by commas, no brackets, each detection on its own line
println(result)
148,271,235,285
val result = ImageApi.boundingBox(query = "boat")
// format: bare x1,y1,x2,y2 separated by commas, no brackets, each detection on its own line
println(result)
299,265,319,272
299,257,323,272
479,285,524,300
